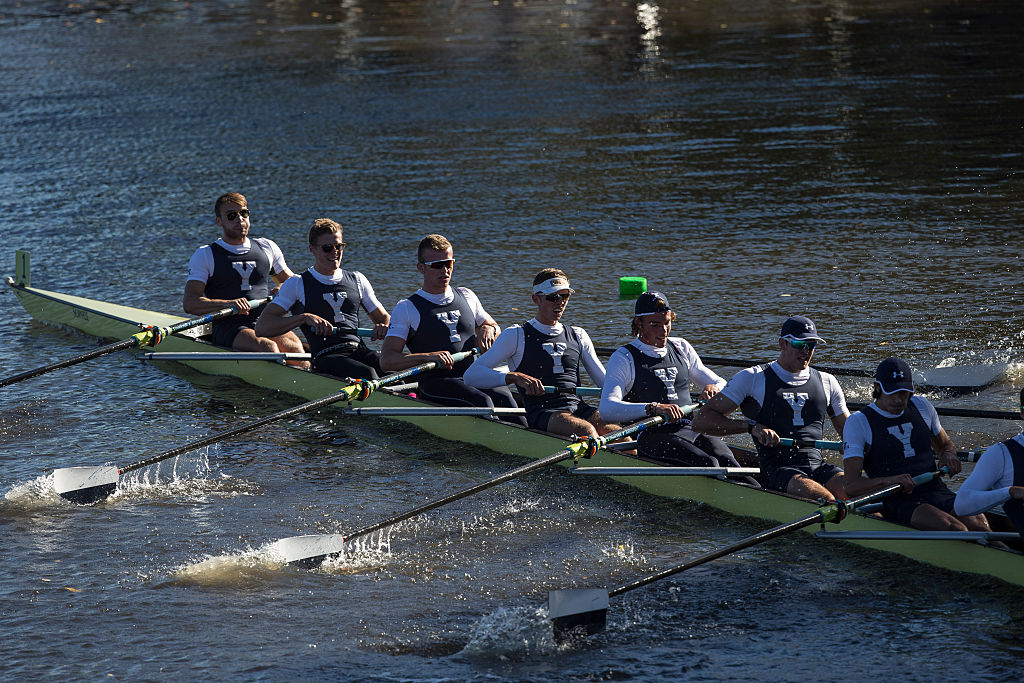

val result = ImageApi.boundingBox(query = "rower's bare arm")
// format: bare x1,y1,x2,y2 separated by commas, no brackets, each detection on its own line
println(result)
253,303,294,338
183,279,249,316
506,371,545,395
691,394,746,436
272,266,295,284
368,307,390,341
475,320,500,351
843,455,914,498
830,412,849,444
380,336,454,373
931,428,961,475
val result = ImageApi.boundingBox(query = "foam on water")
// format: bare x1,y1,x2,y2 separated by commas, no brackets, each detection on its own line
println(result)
458,605,560,660
2,472,62,510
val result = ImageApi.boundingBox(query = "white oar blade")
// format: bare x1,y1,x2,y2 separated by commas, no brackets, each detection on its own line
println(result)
914,363,1009,393
52,465,120,504
268,534,346,568
548,589,609,642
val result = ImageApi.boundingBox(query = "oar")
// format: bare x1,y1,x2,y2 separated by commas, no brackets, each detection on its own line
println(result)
542,385,602,397
50,350,476,504
1,298,270,389
776,437,984,462
847,402,1021,422
589,349,1006,393
547,469,942,641
268,410,695,568
342,407,525,416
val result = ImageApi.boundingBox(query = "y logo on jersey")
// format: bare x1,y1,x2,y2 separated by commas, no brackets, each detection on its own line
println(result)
654,368,679,401
231,261,257,291
542,342,567,374
322,291,348,323
782,392,809,426
435,311,462,342
886,423,916,458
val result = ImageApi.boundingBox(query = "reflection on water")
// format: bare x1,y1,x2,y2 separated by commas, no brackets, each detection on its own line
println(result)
2,0,1024,680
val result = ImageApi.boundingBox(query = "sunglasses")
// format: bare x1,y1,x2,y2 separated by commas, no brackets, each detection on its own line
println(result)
319,242,345,253
420,258,455,270
223,208,250,221
544,293,571,302
785,339,817,351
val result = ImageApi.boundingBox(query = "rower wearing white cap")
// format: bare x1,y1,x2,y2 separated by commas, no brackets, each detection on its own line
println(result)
842,357,991,532
465,268,619,438
599,292,752,480
692,315,847,501
954,387,1024,542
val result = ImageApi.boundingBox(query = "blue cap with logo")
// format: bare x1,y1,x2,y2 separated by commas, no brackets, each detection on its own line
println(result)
635,291,671,316
875,357,915,394
780,315,826,343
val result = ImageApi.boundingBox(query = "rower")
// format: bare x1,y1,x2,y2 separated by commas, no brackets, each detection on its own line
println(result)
954,387,1024,541
183,192,305,364
842,357,992,532
254,218,389,380
691,315,847,501
380,234,525,425
599,292,754,482
464,268,620,438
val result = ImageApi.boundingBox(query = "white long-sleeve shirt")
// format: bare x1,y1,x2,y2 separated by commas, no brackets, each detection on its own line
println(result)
953,432,1021,516
463,319,605,389
599,337,724,423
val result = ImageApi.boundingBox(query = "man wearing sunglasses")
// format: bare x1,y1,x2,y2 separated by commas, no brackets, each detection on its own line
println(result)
692,316,848,501
184,193,304,361
381,234,524,425
599,292,754,482
842,357,991,532
464,268,618,438
254,218,389,380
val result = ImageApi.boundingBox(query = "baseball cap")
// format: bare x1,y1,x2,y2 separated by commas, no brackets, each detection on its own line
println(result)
635,291,671,316
875,357,915,394
780,315,825,343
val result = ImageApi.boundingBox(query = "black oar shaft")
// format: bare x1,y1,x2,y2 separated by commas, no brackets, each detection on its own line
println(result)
120,388,360,474
119,352,472,475
590,349,875,379
1,298,269,389
606,474,929,599
848,402,1020,422
342,415,668,544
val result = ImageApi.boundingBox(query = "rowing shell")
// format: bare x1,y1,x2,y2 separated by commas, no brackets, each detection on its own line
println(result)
6,256,1023,589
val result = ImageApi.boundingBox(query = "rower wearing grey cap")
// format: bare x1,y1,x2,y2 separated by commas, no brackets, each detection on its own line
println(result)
465,268,620,438
842,357,991,532
599,292,752,479
691,315,848,501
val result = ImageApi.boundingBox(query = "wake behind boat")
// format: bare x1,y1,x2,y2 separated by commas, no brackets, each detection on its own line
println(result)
5,251,1023,589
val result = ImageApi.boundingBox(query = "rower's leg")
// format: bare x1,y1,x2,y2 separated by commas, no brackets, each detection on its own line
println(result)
785,474,837,503
544,412,599,439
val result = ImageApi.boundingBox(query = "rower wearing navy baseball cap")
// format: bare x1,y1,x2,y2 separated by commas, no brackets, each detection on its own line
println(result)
692,315,849,501
599,291,755,483
841,357,992,532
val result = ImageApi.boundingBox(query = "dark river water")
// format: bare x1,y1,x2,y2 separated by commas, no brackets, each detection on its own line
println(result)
2,0,1023,680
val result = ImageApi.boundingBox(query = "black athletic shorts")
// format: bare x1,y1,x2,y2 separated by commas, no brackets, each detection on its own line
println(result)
881,477,956,526
525,395,597,432
762,463,843,494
